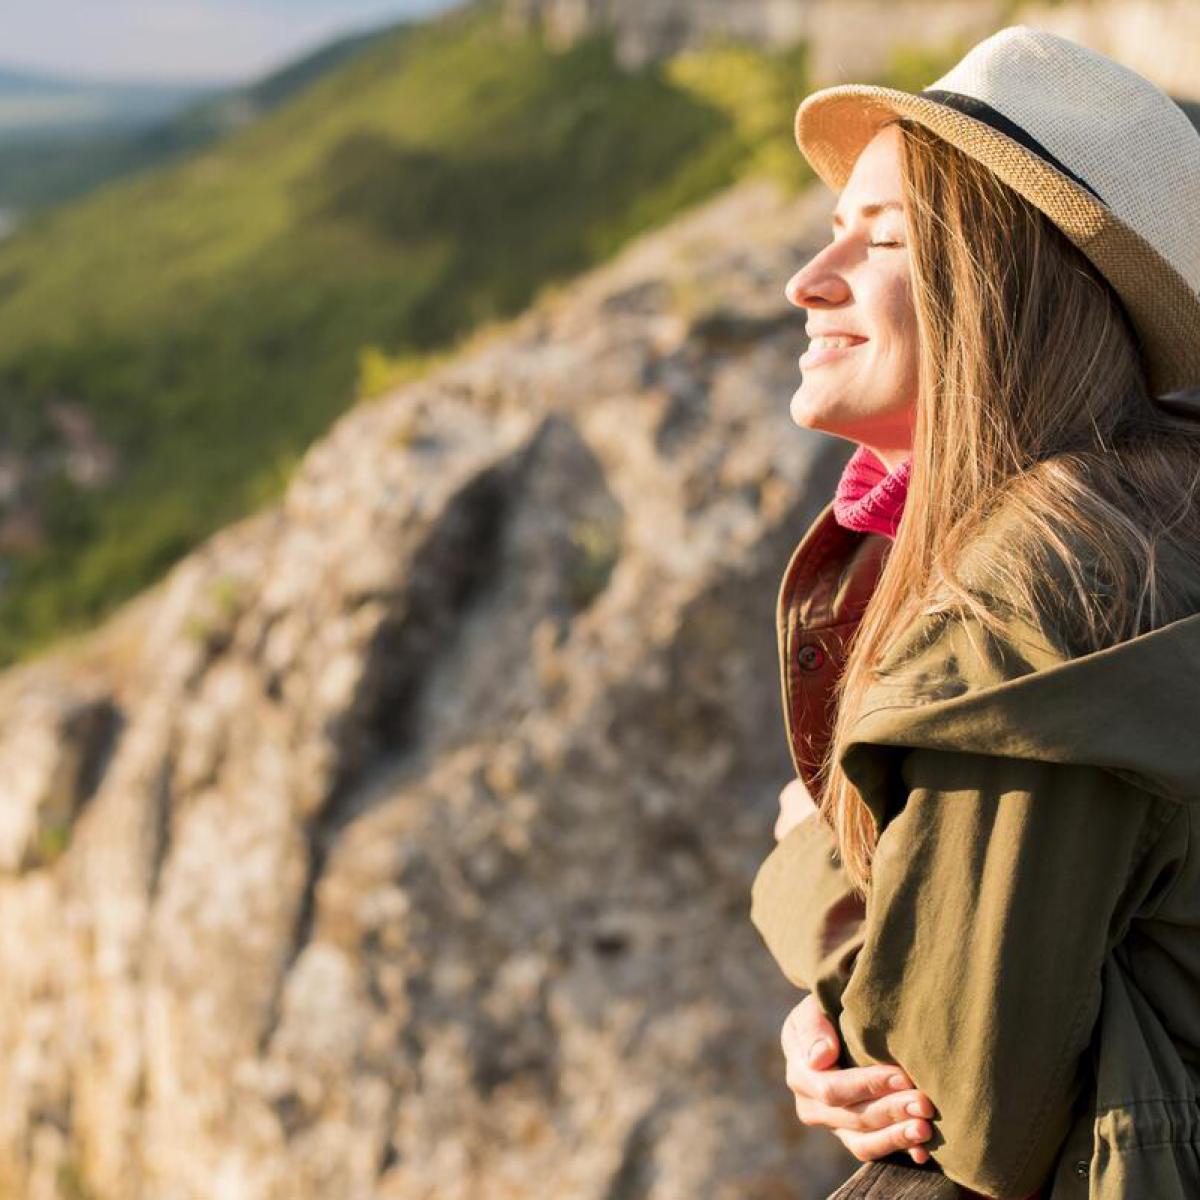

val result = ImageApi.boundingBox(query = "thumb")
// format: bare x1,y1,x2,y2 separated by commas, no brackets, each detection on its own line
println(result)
807,1034,837,1066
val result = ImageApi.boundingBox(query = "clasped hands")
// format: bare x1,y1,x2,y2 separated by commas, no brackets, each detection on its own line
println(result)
774,776,935,1165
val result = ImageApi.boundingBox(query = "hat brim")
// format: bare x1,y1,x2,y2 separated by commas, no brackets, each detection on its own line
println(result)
794,84,1200,400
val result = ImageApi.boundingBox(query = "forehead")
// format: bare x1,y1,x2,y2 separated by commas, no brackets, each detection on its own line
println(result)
832,199,903,227
832,125,905,225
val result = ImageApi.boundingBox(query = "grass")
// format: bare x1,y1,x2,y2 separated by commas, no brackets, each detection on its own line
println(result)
0,0,970,669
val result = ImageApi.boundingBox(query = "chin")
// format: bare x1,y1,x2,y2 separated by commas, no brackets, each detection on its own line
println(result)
789,384,844,433
790,381,912,443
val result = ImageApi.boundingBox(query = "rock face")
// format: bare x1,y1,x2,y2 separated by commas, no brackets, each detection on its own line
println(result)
502,0,1008,81
503,0,1200,100
503,0,808,67
0,173,861,1200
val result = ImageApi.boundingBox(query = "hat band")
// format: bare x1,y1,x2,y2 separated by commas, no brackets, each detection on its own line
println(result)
919,88,1107,206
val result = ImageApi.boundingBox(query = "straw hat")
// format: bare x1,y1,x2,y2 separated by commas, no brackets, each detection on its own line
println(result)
794,25,1200,401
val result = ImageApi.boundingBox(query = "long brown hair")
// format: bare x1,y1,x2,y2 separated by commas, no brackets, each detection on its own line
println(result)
818,116,1200,896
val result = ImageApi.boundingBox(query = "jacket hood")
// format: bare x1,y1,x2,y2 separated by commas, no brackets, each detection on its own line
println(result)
842,602,1200,823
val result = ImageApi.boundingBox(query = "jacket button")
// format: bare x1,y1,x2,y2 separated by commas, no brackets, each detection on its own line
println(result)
1073,1159,1089,1178
797,643,825,672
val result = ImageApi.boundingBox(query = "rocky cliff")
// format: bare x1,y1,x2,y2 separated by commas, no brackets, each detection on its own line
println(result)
501,0,1008,80
0,174,859,1199
503,0,808,66
503,0,1200,100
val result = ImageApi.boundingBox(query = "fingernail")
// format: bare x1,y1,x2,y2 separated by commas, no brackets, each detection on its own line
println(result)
808,1038,830,1063
906,1101,925,1117
907,1122,924,1140
888,1073,906,1089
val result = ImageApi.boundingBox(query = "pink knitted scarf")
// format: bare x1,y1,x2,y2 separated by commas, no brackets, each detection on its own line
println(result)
832,443,912,540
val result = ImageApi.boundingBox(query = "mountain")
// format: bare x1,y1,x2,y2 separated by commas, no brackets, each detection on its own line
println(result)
0,0,811,669
0,64,219,143
130,20,417,164
0,21,414,219
0,166,862,1200
0,64,77,92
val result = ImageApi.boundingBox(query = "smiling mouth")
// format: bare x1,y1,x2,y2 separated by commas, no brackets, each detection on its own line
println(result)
800,338,868,368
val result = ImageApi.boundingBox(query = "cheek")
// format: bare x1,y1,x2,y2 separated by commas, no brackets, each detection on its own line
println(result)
878,273,912,343
873,274,918,358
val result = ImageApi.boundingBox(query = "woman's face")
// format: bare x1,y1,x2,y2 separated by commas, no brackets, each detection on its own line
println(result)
784,123,918,470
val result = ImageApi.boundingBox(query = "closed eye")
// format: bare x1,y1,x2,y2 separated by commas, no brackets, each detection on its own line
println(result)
869,240,902,248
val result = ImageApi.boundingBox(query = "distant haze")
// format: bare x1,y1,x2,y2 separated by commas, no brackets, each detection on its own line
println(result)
0,0,463,86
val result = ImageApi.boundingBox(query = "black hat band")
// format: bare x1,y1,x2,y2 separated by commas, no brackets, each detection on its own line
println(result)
919,88,1107,205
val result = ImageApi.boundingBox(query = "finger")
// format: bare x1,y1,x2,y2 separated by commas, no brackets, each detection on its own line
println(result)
781,1029,839,1070
780,999,838,1061
805,1036,838,1069
833,1116,932,1164
791,1088,932,1135
780,1000,920,1106
786,1058,915,1109
784,993,835,1039
842,1089,935,1130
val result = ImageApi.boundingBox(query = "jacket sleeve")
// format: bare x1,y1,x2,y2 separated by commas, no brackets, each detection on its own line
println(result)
749,812,867,1017
834,745,1181,1200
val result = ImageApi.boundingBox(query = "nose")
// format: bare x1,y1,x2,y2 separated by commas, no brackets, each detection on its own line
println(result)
784,242,851,310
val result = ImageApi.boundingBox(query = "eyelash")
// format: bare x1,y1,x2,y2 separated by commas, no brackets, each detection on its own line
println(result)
869,240,901,248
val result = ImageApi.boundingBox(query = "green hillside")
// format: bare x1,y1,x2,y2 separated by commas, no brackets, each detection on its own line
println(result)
0,23,405,216
0,0,812,668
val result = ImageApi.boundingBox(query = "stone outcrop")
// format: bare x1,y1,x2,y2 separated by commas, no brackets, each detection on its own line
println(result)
503,0,1200,100
502,0,1009,82
503,0,807,67
0,173,859,1199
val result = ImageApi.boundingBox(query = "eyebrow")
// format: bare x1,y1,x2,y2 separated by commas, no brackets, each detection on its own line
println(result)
832,200,903,228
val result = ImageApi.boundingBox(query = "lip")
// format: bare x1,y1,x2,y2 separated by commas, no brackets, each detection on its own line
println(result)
800,336,869,369
805,329,868,341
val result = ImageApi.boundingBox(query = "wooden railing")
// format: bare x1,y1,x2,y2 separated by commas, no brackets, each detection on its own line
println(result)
827,1157,967,1198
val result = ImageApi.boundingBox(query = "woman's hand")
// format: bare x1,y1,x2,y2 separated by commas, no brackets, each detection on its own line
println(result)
775,776,820,841
781,992,935,1164
774,777,936,1161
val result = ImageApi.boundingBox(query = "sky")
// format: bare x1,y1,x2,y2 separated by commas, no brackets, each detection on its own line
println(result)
0,0,464,86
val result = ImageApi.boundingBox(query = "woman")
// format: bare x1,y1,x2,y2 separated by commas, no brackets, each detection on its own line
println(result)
749,25,1200,1200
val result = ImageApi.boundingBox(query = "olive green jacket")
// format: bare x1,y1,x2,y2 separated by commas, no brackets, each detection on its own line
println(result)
750,498,1200,1200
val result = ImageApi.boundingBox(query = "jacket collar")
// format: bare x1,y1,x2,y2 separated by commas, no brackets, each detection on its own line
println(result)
840,578,1200,832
